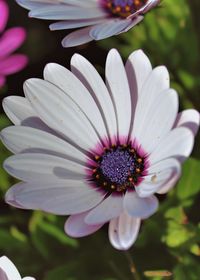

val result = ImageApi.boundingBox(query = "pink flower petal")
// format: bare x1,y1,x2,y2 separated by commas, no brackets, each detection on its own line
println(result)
65,212,104,238
0,75,5,87
0,0,9,33
0,27,26,58
0,268,8,280
0,54,28,75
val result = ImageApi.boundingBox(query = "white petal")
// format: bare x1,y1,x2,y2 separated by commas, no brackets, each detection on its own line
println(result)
174,109,200,136
50,18,104,30
24,78,100,151
109,211,141,250
16,0,53,10
85,195,123,225
43,63,108,141
125,49,152,134
4,153,86,183
124,191,158,218
2,96,34,125
71,53,117,140
132,66,170,141
120,16,144,33
156,171,181,194
2,96,55,133
90,19,132,40
136,158,181,197
128,0,159,19
65,212,103,238
17,0,98,9
57,0,98,7
29,5,107,20
125,49,152,99
1,126,87,163
0,256,21,280
138,0,160,13
6,181,104,215
137,89,178,152
106,49,131,139
62,26,93,48
149,127,194,164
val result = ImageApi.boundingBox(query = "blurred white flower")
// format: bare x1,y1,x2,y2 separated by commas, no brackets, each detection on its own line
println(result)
0,256,35,280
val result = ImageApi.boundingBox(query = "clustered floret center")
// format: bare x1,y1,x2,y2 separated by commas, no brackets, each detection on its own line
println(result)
102,0,148,18
91,143,145,194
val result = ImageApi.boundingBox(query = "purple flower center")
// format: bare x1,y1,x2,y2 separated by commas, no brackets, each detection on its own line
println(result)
101,147,135,184
91,144,146,194
101,0,148,18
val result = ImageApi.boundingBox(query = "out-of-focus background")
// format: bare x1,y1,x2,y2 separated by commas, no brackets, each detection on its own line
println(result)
0,0,200,279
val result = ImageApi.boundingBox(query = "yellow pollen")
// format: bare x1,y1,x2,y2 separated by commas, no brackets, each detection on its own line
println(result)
117,185,126,192
125,5,131,12
135,0,140,6
103,182,108,186
115,6,121,12
96,174,100,179
111,185,116,190
95,155,100,161
151,175,157,183
137,158,142,163
136,168,141,173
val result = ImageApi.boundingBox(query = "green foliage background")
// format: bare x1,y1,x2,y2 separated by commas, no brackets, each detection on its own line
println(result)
0,0,200,279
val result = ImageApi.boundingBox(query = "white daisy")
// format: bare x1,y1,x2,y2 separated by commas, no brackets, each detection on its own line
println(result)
1,49,199,250
0,256,35,280
16,0,160,47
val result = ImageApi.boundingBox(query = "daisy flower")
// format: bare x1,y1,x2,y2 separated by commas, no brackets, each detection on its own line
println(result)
16,0,160,47
0,0,28,88
0,256,35,280
1,49,199,250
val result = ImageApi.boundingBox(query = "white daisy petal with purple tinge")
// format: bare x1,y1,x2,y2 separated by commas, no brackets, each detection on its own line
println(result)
2,49,199,250
65,212,104,238
0,256,35,280
109,211,141,250
16,0,160,47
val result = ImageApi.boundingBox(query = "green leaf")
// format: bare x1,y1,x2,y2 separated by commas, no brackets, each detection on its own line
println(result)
162,220,194,248
43,263,77,280
176,158,200,200
144,270,172,278
39,221,78,248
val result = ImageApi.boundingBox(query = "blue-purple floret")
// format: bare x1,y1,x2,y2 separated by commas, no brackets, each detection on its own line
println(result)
112,0,135,7
100,147,135,184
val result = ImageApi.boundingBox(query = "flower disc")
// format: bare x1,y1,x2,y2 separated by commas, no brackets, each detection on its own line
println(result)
102,0,148,17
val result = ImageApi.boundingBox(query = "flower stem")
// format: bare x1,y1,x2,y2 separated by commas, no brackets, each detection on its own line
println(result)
124,251,141,280
109,260,128,280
